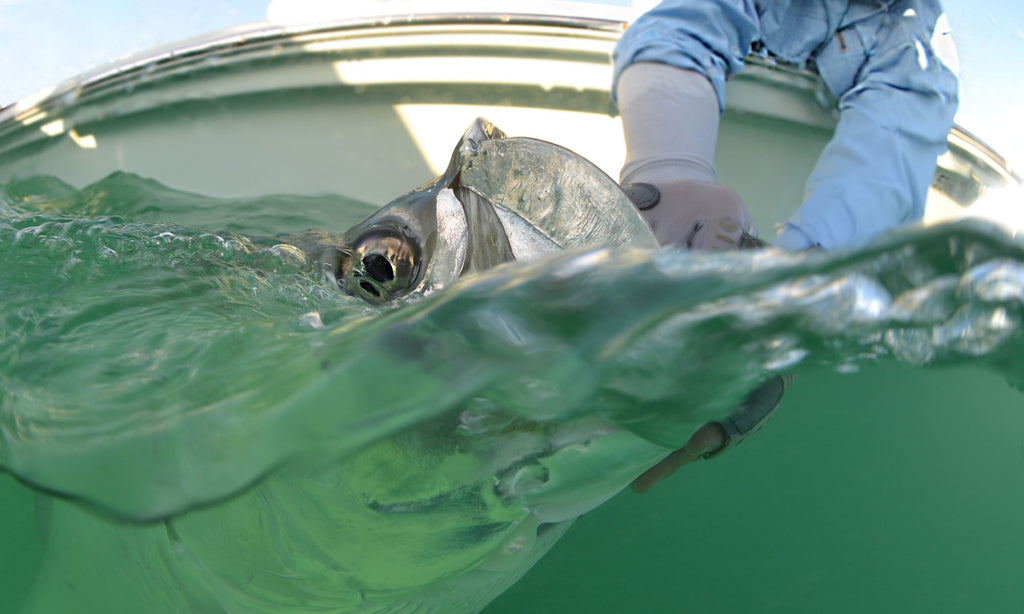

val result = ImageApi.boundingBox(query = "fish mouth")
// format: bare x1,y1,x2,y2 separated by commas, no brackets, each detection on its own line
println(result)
336,223,423,303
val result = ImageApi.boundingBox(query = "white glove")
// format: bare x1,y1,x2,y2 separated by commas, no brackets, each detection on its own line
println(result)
623,179,759,250
617,62,759,250
617,62,780,495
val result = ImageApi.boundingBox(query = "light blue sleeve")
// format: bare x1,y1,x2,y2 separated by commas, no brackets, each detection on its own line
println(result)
614,0,958,251
775,4,959,250
611,0,759,111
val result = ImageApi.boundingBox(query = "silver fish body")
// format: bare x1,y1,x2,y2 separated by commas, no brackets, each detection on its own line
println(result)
336,118,657,302
16,120,666,614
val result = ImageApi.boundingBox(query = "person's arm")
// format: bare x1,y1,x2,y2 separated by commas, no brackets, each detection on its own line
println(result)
612,0,758,112
613,0,761,249
776,8,959,250
611,2,779,491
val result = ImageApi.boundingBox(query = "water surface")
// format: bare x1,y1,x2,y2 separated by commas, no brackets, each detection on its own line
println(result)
2,173,1023,613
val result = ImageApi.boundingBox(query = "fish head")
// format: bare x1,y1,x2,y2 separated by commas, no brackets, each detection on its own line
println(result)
337,119,518,303
336,191,431,304
336,117,656,304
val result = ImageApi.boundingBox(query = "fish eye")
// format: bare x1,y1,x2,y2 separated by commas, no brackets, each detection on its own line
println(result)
337,229,421,302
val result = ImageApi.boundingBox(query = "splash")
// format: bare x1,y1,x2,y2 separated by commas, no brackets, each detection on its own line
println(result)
2,166,1024,612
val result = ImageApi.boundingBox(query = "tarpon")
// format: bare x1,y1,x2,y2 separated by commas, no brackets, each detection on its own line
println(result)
335,117,657,302
17,119,671,614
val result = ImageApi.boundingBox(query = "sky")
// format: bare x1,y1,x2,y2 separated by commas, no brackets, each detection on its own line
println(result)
0,0,1021,169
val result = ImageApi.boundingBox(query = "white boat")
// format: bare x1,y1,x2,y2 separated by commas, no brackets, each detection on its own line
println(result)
0,7,1018,236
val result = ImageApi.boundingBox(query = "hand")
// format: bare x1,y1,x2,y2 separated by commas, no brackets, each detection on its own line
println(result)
628,373,791,492
630,422,727,493
623,179,760,250
621,181,784,492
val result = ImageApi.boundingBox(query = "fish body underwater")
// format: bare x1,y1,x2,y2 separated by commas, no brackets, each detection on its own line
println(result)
3,119,1024,613
0,119,687,613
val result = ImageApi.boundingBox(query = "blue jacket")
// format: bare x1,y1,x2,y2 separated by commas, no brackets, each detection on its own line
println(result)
613,0,959,250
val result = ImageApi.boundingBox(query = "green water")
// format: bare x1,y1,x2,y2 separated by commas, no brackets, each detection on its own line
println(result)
487,364,1024,613
2,173,1024,612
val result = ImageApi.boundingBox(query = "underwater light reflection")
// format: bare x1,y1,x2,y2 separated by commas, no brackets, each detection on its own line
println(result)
12,84,57,116
14,109,47,126
39,119,64,137
36,118,98,149
330,56,609,91
301,31,611,55
68,129,97,149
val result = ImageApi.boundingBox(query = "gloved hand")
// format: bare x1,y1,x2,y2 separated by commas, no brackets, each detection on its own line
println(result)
616,62,785,491
630,422,727,493
620,178,784,494
630,374,791,493
615,64,761,250
622,179,762,250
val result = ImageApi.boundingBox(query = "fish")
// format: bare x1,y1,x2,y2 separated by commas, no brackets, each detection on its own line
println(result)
14,118,1024,614
12,119,675,614
257,118,670,613
334,117,658,302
